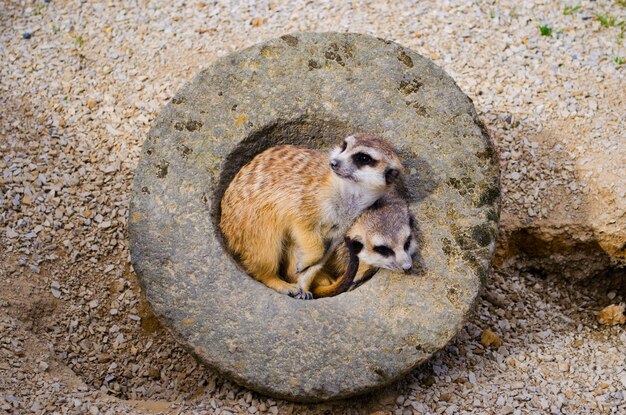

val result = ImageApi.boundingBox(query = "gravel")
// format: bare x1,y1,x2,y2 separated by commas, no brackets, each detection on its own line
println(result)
1,0,624,414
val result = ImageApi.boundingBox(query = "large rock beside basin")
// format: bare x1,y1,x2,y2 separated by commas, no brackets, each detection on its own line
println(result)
129,32,500,402
495,122,625,283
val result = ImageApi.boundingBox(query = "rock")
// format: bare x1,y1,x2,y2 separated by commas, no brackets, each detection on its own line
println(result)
480,329,502,348
147,367,161,379
5,227,18,239
495,123,625,282
129,32,499,402
468,372,477,384
97,353,112,363
537,330,552,340
597,305,626,326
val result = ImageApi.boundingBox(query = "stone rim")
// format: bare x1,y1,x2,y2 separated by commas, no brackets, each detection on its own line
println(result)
129,32,500,402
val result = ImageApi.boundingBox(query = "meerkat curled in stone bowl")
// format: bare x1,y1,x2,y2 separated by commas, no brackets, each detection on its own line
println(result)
219,133,404,300
129,32,500,402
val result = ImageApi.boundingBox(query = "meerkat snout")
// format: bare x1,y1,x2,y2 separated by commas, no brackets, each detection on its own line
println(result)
401,254,413,274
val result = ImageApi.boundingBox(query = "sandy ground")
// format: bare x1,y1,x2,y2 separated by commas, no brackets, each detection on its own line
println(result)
1,1,625,414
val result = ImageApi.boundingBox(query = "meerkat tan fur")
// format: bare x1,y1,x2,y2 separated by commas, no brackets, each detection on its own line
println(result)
283,191,417,298
220,133,402,298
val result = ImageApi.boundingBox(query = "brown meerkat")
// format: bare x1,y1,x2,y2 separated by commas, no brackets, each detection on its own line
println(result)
283,191,417,298
220,133,403,299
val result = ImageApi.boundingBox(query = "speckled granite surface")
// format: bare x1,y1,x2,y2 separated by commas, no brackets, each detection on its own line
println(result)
129,32,499,402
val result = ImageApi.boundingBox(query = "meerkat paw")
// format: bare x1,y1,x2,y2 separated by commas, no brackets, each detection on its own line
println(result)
267,280,299,297
282,284,299,298
295,287,313,300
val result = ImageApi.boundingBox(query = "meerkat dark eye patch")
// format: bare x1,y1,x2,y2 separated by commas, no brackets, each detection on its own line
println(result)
352,152,377,168
373,245,394,257
340,140,348,152
404,236,412,251
345,237,363,254
385,167,400,185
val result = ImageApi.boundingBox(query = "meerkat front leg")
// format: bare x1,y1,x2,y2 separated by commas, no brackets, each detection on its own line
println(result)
294,263,324,299
263,277,299,297
295,238,344,299
289,224,329,299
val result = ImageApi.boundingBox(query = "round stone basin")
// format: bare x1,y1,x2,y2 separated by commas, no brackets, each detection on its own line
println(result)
129,32,500,402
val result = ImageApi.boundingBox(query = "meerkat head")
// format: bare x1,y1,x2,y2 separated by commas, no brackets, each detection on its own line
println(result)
329,133,403,192
346,195,417,274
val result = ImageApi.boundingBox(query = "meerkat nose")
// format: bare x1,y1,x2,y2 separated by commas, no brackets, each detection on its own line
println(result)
403,263,413,274
329,159,340,170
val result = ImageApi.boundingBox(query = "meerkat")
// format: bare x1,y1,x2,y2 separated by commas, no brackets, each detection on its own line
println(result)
282,192,417,298
220,133,403,299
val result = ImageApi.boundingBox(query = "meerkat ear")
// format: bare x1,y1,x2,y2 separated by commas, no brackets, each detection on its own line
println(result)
385,168,400,185
409,214,416,229
345,236,363,254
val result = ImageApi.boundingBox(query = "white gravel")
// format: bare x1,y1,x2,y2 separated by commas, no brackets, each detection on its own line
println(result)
1,1,625,414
